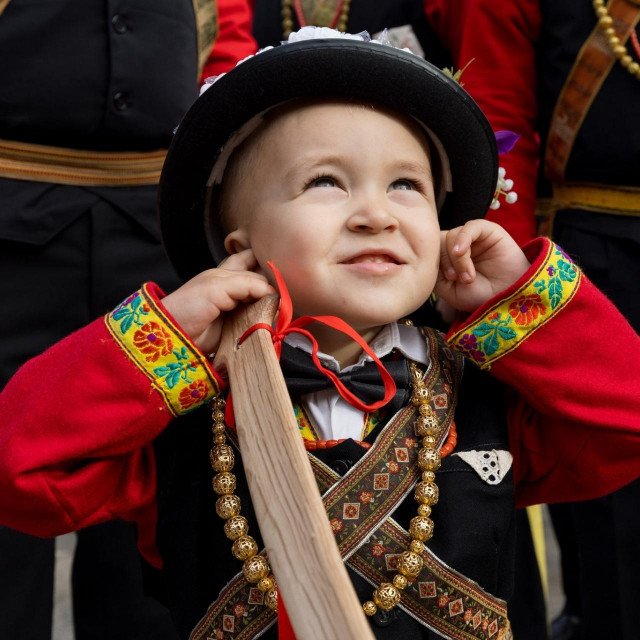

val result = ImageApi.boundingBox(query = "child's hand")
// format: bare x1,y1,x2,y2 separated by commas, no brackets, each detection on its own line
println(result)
161,249,276,354
434,219,531,313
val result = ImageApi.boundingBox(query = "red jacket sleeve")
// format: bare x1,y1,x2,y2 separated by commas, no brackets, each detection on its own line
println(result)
424,0,540,246
447,238,640,507
0,284,224,567
201,0,257,80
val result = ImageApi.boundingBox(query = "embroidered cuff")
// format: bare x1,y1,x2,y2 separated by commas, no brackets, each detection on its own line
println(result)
448,238,582,369
105,283,225,416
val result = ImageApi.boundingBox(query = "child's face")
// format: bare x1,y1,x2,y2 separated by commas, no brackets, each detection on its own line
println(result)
224,102,440,332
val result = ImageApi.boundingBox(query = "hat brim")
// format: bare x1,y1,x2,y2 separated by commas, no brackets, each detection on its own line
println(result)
158,39,497,281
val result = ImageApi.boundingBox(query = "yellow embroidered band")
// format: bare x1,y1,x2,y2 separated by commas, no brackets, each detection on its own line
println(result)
105,284,222,416
0,138,167,186
449,241,581,369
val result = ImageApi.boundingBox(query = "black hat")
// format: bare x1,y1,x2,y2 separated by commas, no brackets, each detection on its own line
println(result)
158,30,498,281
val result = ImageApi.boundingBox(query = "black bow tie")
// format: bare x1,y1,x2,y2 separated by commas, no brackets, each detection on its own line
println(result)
279,342,411,417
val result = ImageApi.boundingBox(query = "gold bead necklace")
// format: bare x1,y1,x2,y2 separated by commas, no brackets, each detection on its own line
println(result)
361,361,444,617
593,0,640,80
209,396,279,611
281,0,352,40
209,358,455,621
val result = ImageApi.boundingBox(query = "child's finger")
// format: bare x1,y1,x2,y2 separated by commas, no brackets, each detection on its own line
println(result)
218,248,258,272
446,222,483,282
211,274,276,310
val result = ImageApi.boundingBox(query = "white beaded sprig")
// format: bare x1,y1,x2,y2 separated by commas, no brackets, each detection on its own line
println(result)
490,167,518,210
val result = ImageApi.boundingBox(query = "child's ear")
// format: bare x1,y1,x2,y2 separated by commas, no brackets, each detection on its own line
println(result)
224,228,251,255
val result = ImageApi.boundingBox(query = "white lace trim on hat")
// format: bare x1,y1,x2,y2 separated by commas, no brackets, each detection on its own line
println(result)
453,449,513,485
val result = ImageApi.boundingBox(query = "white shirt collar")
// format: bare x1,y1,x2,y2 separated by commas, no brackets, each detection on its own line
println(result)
283,322,429,372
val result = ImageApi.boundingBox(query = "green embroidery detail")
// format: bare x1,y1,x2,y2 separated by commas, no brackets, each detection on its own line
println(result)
450,242,581,368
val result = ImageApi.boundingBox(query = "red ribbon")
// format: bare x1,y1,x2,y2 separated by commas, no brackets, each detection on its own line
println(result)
238,261,396,413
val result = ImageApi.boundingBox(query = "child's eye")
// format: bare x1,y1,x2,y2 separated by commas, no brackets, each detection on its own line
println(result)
306,175,339,189
389,179,418,191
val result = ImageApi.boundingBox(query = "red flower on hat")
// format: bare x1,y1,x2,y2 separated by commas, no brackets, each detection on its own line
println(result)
508,294,546,326
133,321,174,362
179,380,209,410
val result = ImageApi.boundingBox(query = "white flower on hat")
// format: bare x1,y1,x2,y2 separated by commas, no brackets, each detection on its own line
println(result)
199,27,416,95
286,25,365,43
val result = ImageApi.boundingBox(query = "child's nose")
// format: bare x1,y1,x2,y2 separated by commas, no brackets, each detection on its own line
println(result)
346,194,399,233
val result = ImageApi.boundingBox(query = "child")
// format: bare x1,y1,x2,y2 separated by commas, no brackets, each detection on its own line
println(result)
1,28,639,640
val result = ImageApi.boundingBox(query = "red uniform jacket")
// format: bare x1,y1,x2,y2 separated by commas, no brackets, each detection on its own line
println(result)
0,238,638,568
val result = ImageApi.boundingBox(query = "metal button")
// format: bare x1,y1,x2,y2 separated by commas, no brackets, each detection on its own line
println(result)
329,459,353,476
111,14,127,34
113,91,128,111
372,607,398,628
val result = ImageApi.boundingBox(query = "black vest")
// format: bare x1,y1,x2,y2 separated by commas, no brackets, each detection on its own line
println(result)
152,362,515,639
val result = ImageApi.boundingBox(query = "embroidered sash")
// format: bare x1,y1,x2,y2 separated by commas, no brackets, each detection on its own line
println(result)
190,330,511,640
192,0,219,81
543,0,640,183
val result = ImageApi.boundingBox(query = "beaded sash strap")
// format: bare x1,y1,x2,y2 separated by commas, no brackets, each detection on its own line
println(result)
190,330,511,640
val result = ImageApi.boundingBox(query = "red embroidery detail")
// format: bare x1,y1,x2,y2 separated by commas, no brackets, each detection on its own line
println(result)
178,380,209,410
132,321,174,362
508,293,547,326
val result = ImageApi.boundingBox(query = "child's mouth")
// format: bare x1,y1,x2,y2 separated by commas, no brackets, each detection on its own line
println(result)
343,253,400,265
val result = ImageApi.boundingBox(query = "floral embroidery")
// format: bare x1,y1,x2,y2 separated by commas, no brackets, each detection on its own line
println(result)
508,293,546,326
403,436,417,449
222,615,234,633
232,603,248,618
358,490,374,504
449,242,581,368
330,518,344,533
387,460,400,474
342,503,360,520
419,582,437,598
293,402,320,442
132,321,174,362
371,542,385,558
179,380,210,410
362,409,381,439
449,598,464,617
373,473,390,490
105,284,222,416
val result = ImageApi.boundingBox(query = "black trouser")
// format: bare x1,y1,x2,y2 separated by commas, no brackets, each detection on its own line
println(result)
550,210,640,640
0,199,182,640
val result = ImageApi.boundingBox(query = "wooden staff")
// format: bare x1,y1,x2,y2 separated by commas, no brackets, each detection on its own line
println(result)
214,295,375,640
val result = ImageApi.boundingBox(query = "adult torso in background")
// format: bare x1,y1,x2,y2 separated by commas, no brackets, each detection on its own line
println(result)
0,0,199,151
536,0,640,189
251,0,451,67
